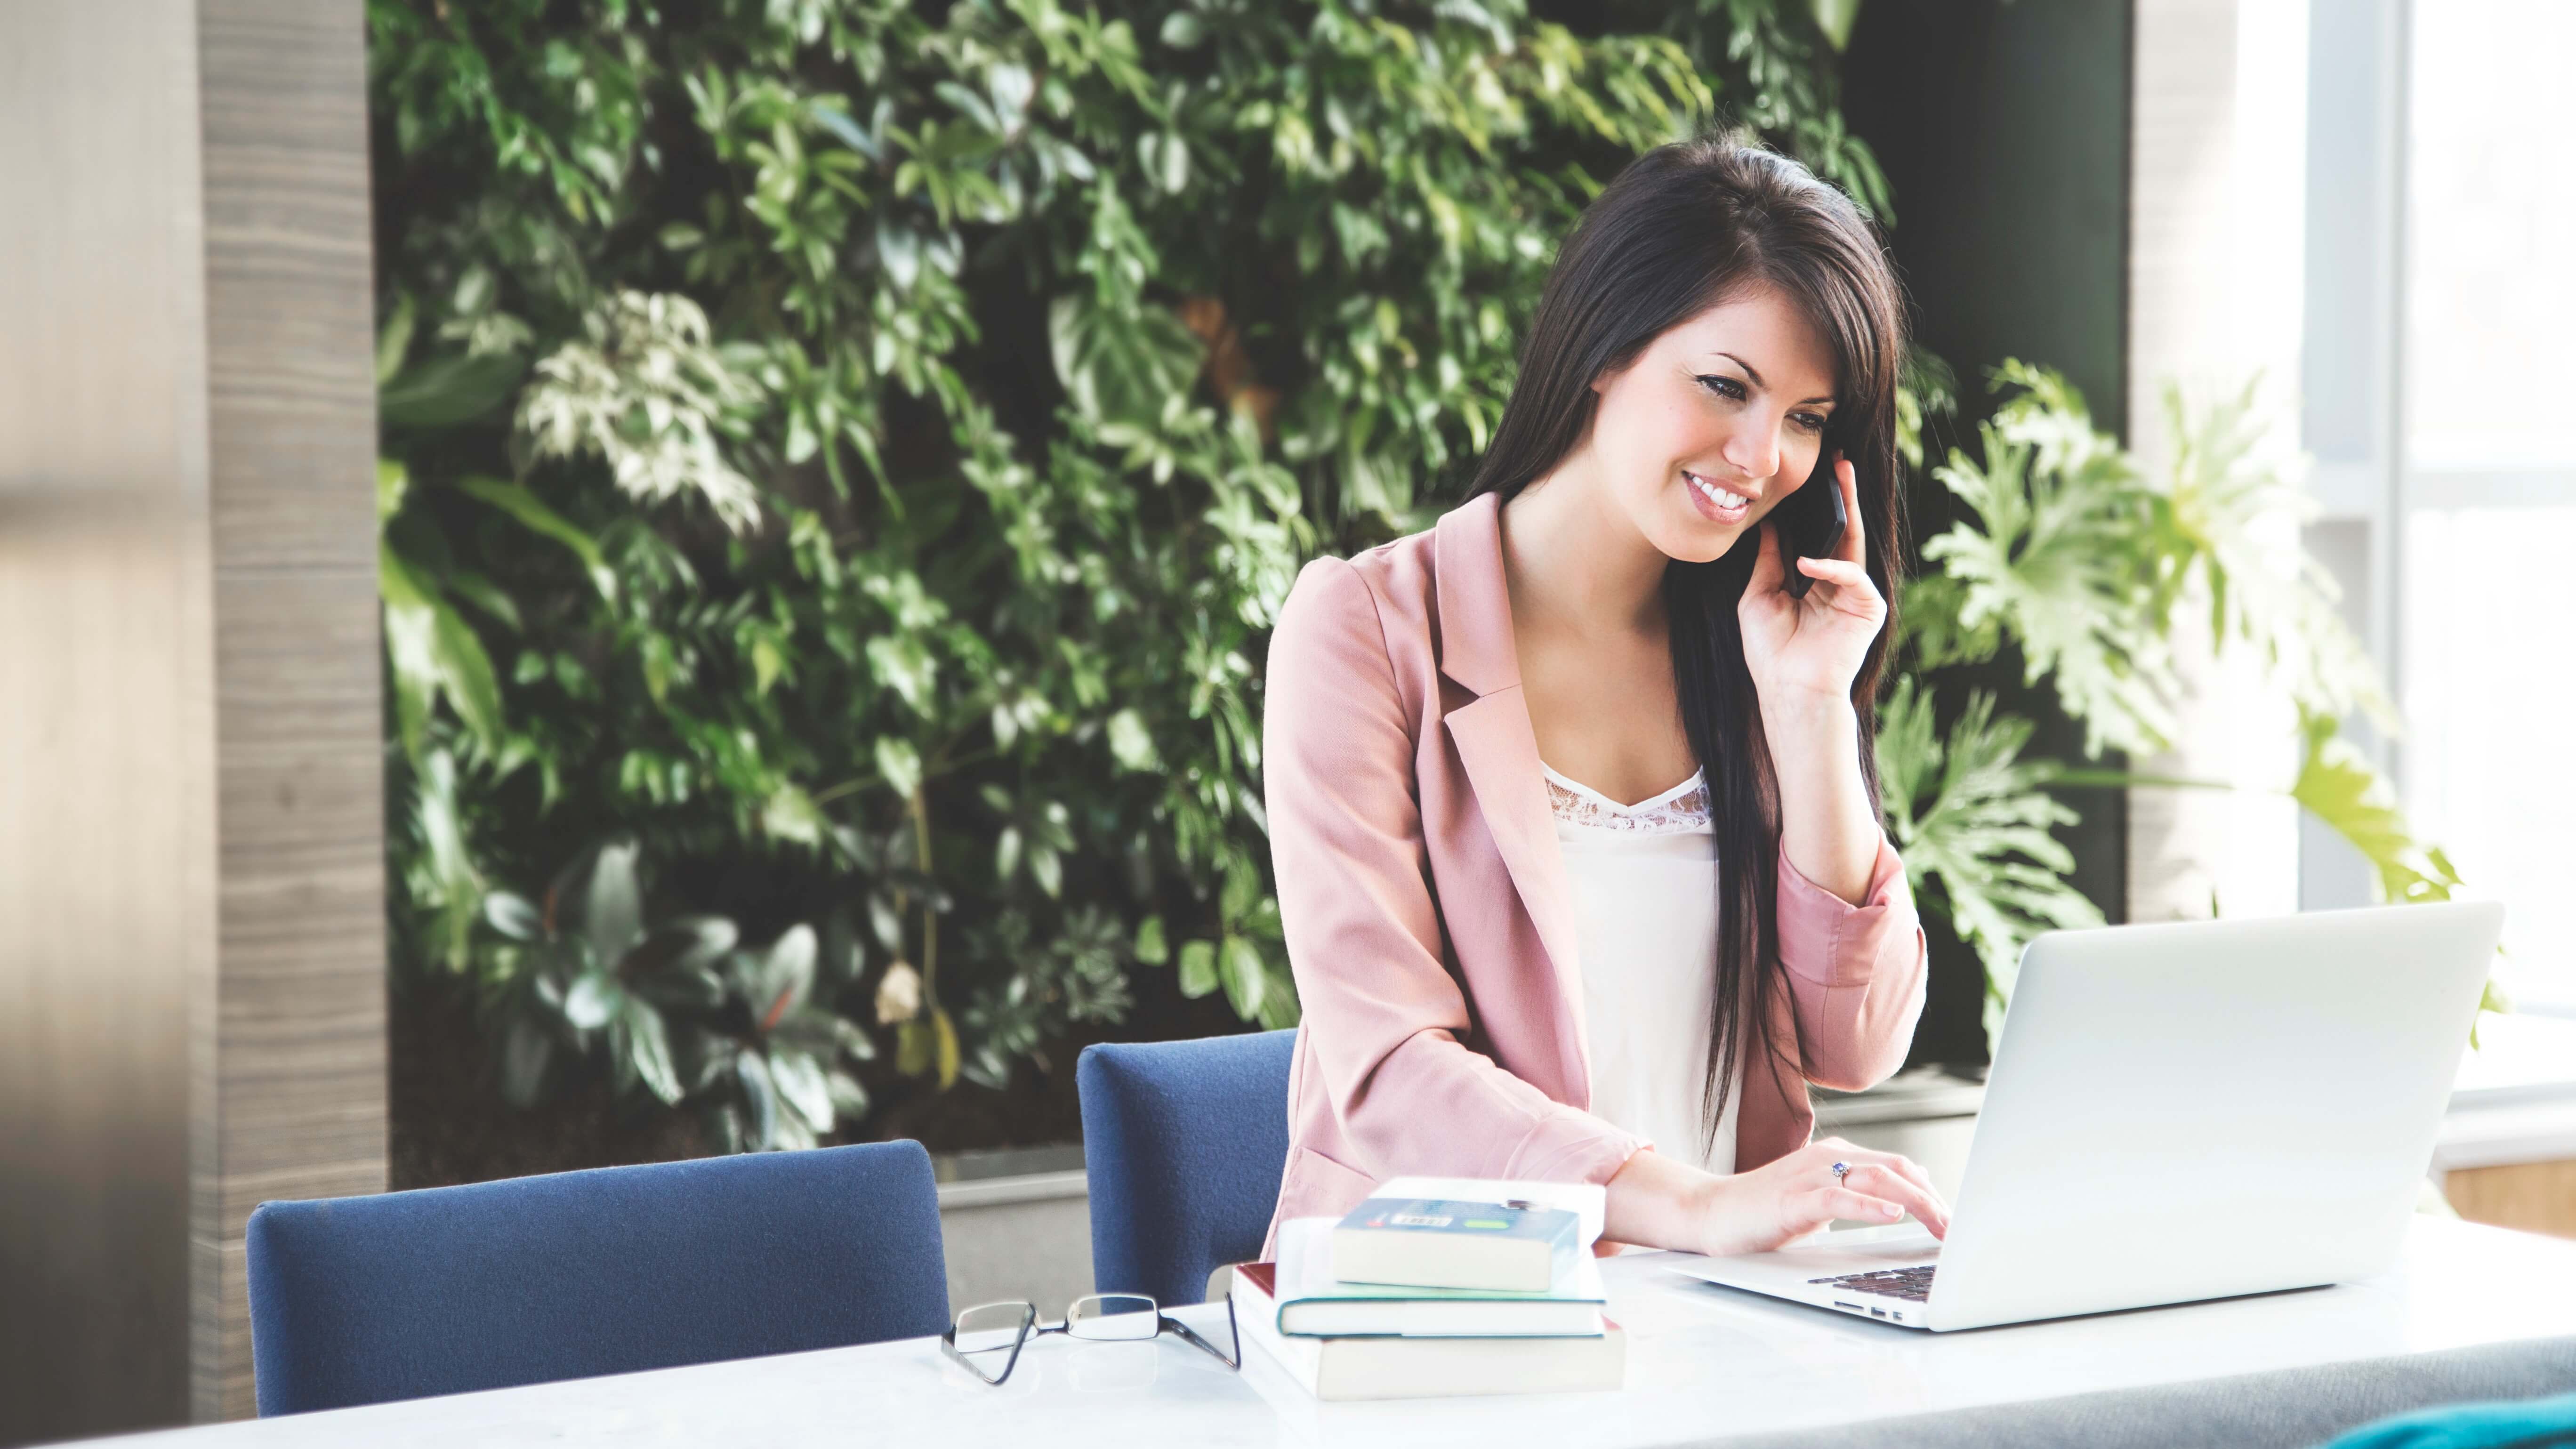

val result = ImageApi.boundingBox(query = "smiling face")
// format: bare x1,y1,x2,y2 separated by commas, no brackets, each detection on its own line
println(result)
1581,285,1840,564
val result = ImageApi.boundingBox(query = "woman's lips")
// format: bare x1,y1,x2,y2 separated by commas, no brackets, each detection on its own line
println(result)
1683,470,1754,524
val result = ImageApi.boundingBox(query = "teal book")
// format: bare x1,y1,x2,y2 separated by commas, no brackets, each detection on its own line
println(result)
1330,1195,1584,1294
1278,1217,1605,1338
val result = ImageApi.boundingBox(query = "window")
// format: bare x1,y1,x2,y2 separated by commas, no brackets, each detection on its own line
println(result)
2306,0,2576,1014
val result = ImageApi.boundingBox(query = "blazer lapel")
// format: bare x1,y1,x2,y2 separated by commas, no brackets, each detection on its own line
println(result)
1433,495,1594,1103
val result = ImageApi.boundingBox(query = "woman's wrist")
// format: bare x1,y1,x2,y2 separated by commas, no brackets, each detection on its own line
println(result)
1603,1147,1729,1255
1759,694,1879,904
1757,689,1859,756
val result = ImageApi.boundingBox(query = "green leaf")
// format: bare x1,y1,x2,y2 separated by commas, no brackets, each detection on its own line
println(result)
634,964,725,1012
1134,915,1168,966
1877,678,2104,1046
931,1005,960,1089
483,892,543,942
767,1048,834,1131
564,971,620,1030
761,784,826,845
457,475,617,603
376,290,417,386
1159,11,1205,48
874,736,923,799
1810,0,1863,51
826,1071,871,1122
753,925,819,1030
584,840,644,968
1106,707,1158,771
1220,936,1266,1020
379,349,527,429
736,1051,778,1150
896,1017,935,1077
642,915,739,975
2291,709,2465,906
376,457,410,523
442,569,523,631
1047,291,1204,429
380,542,504,756
1923,376,2176,758
621,996,684,1104
1177,939,1218,998
1220,855,1258,923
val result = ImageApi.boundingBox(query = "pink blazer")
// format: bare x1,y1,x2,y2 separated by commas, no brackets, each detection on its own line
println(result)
1260,491,1927,1252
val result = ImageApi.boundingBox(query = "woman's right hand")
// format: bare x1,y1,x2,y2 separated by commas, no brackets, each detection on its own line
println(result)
1694,1137,1951,1258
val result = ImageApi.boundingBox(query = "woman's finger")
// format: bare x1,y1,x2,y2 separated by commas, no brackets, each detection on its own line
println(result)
1834,454,1864,564
1818,1142,1941,1198
1866,1153,1947,1217
1811,1186,1908,1226
1837,1163,1950,1237
1793,557,1875,592
1746,516,1785,596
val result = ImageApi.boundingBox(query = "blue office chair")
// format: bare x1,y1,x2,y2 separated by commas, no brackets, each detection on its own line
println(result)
246,1140,950,1416
1079,1029,1296,1307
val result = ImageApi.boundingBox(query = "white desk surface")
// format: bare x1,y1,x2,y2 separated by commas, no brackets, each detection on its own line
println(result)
95,1217,2576,1449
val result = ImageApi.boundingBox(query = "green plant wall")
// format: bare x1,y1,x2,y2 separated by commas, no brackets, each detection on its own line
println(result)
370,0,1886,1156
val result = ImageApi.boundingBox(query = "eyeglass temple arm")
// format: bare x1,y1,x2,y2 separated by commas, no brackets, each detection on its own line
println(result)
1159,1292,1240,1369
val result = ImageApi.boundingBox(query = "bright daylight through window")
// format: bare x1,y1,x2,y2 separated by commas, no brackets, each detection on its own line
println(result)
2398,0,2576,1015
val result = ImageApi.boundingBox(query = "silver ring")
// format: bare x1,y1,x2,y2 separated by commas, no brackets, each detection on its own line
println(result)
1830,1161,1852,1183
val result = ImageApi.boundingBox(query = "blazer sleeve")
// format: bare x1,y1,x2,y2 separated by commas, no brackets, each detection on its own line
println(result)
1264,556,1646,1186
1775,834,1928,1092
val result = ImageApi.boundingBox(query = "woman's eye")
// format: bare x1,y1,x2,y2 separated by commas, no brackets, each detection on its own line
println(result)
1694,374,1747,402
1791,411,1828,434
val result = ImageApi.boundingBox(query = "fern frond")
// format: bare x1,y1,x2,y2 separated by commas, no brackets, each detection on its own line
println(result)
1878,680,2106,1044
1923,411,2178,757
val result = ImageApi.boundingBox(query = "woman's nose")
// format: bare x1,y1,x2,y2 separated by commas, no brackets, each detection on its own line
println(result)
1721,423,1781,482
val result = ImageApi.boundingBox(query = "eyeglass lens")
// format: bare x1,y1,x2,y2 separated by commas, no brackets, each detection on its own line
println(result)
1065,1294,1159,1341
950,1301,1035,1357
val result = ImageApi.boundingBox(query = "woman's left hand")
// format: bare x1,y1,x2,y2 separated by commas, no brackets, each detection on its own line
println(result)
1739,454,1884,707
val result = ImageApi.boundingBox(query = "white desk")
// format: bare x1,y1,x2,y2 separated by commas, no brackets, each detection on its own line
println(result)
90,1218,2576,1449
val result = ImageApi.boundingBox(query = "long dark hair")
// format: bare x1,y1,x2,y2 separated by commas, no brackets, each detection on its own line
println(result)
1464,137,1907,1149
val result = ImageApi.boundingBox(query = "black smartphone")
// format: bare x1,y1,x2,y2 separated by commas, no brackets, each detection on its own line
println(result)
1775,444,1848,599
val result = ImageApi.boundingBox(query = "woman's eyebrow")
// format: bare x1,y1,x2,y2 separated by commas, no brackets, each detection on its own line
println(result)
1715,351,1767,388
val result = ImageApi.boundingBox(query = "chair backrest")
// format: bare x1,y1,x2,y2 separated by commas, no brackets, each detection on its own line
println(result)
1079,1029,1296,1306
246,1140,949,1416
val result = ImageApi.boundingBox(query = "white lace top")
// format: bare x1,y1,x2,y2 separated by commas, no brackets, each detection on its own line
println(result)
1544,762,1740,1176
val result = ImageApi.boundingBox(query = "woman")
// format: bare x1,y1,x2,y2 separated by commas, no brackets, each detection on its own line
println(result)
1260,137,1948,1260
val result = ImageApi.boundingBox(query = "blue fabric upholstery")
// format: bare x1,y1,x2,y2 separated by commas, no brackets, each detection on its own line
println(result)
2322,1389,2576,1448
246,1141,949,1416
1079,1029,1296,1307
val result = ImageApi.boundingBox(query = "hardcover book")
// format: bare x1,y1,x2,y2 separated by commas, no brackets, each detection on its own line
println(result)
1231,1259,1626,1401
1332,1195,1582,1292
1278,1216,1605,1337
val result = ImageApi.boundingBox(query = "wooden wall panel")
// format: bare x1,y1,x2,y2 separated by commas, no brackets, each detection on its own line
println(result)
194,0,388,1423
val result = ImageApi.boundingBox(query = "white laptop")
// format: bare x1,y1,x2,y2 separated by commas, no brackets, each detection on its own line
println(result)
1666,900,2504,1331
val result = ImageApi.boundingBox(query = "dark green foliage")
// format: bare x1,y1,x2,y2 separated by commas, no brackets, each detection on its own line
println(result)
370,0,1878,1143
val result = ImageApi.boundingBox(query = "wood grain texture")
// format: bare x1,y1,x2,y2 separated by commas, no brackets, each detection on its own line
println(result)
2446,1161,2576,1242
192,0,387,1424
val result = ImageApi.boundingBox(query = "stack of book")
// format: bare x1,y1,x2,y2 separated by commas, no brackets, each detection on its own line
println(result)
1229,1176,1626,1401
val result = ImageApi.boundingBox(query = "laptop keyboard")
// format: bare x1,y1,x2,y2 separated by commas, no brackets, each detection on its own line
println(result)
1808,1264,1938,1302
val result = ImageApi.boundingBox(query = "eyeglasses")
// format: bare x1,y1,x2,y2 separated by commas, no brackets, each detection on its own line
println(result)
940,1291,1240,1386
